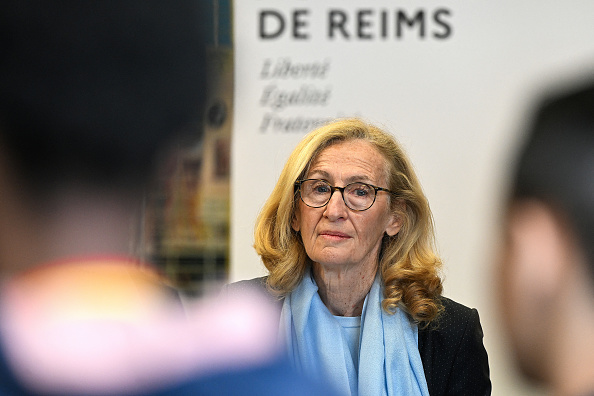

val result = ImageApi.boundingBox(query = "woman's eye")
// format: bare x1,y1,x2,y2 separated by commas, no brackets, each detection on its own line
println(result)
349,184,371,197
313,184,330,194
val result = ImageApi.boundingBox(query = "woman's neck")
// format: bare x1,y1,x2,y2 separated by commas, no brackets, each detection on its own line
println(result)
312,261,377,317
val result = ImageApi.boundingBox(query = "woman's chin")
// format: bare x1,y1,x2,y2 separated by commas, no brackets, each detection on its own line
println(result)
311,255,357,271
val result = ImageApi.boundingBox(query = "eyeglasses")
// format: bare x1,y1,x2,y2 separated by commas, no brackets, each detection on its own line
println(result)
294,179,395,211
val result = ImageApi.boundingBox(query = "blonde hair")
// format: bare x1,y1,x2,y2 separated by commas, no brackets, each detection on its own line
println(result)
254,118,443,323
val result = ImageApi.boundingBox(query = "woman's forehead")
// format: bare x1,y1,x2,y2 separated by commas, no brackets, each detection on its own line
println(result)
307,140,388,182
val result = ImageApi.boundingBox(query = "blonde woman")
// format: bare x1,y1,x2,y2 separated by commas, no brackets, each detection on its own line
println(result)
230,119,490,396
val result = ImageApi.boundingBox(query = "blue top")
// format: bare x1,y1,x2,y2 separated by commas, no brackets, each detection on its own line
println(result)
335,315,361,370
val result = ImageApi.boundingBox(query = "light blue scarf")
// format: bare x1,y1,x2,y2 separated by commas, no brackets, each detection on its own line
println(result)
280,269,429,396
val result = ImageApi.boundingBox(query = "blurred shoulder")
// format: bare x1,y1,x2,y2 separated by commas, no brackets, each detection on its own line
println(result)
157,355,341,396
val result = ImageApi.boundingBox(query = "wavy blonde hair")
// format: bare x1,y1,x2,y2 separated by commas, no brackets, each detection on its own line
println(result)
254,119,443,323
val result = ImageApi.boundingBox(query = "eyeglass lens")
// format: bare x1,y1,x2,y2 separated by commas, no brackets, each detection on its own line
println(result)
300,180,376,211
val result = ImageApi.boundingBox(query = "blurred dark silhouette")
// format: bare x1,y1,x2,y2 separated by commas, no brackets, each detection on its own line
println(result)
499,80,594,396
0,2,338,395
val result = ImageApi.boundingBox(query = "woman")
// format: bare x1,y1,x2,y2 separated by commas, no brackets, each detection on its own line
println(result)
231,119,490,395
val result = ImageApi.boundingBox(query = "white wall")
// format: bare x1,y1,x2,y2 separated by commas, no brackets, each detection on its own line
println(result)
231,2,594,394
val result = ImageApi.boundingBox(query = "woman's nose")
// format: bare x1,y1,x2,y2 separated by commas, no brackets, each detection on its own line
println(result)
323,189,348,220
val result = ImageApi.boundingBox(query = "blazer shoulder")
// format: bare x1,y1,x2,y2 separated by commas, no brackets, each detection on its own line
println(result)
418,296,491,396
419,296,483,355
433,297,479,330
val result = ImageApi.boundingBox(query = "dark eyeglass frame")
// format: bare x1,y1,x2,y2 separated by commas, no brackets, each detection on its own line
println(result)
294,178,396,212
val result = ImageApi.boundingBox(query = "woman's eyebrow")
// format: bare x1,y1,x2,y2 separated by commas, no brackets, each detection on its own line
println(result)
344,175,374,184
307,169,330,179
307,170,374,184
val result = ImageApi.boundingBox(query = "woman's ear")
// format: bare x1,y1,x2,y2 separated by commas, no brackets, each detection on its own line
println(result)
385,200,405,237
291,207,301,232
385,216,402,237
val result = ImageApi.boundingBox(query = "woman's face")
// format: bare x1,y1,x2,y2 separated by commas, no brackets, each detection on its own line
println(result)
291,140,402,272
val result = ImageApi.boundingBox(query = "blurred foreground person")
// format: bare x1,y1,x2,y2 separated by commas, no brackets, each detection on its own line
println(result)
499,82,594,396
0,2,337,395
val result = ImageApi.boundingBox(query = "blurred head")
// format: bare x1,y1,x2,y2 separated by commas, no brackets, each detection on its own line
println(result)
255,119,443,322
500,82,594,381
0,1,207,200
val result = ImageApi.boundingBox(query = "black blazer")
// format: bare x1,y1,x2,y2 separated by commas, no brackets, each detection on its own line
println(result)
227,277,491,396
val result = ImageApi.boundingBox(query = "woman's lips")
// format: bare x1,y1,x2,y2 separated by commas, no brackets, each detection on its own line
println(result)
319,231,351,240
